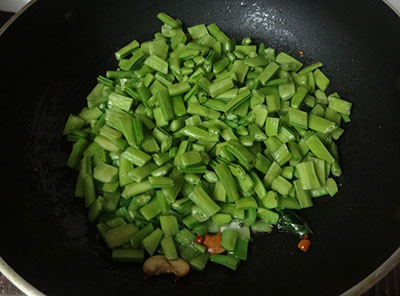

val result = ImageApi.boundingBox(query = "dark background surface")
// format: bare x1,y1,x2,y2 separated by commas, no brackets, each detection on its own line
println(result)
0,3,400,295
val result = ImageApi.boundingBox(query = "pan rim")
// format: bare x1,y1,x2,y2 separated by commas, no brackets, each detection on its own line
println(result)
0,0,399,295
383,0,400,17
0,0,36,36
0,257,44,296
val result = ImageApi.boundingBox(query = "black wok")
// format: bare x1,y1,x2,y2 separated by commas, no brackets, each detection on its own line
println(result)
0,0,399,295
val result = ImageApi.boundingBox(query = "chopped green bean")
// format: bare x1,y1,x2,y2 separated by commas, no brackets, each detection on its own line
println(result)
189,187,221,217
142,228,163,256
149,176,174,188
121,146,152,167
161,235,178,260
130,223,154,248
305,135,335,164
104,224,138,248
210,254,240,271
144,55,169,74
112,249,144,262
221,229,238,251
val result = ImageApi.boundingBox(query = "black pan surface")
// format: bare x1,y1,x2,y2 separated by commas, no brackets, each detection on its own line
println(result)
0,0,399,295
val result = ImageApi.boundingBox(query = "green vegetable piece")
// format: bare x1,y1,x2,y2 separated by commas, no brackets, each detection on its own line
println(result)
162,168,184,202
212,213,233,226
265,137,291,166
226,140,256,170
157,12,180,29
275,52,303,71
261,191,279,209
130,223,154,248
151,163,174,177
279,79,296,101
116,114,135,147
176,228,196,246
263,161,282,188
104,224,138,248
118,157,133,187
224,88,251,113
144,55,169,74
212,180,227,202
179,126,219,142
271,175,293,196
108,92,133,112
187,102,221,119
298,61,323,76
161,235,178,260
188,24,208,39
231,237,249,260
279,196,301,209
328,96,352,115
207,24,230,42
209,254,240,271
308,115,336,134
103,191,120,213
122,180,153,199
149,39,169,60
141,135,160,153
209,78,234,98
93,163,118,183
149,176,174,188
257,208,279,224
314,69,330,91
288,107,308,129
155,87,175,122
67,138,88,169
179,151,203,168
296,161,321,190
265,117,280,137
83,175,96,208
88,196,104,223
119,49,144,71
142,228,163,255
232,60,249,83
132,117,144,146
168,81,191,96
160,215,179,236
221,229,239,251
128,162,158,183
234,44,256,54
121,146,152,167
236,197,258,209
266,94,281,113
140,198,162,221
63,114,85,135
291,86,308,109
111,249,144,263
249,123,267,141
326,177,338,197
190,254,209,271
253,104,268,128
171,95,187,117
258,62,279,85
304,135,335,164
115,40,140,60
243,208,257,226
251,221,272,233
188,187,221,217
293,179,313,208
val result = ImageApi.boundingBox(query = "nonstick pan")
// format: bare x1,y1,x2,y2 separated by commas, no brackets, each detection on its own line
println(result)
0,0,400,295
